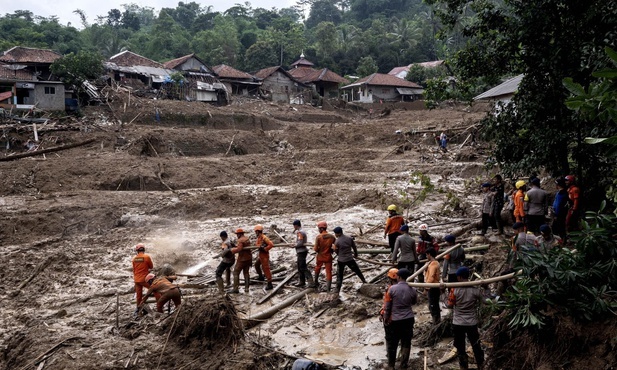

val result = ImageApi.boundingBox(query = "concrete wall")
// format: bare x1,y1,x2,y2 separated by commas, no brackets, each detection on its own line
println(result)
262,71,299,103
34,83,65,110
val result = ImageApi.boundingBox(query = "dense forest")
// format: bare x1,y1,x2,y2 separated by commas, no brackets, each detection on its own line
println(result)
0,0,449,76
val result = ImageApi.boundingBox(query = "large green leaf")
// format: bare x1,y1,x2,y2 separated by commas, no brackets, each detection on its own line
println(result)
562,77,586,96
606,46,617,65
592,69,617,78
584,136,617,145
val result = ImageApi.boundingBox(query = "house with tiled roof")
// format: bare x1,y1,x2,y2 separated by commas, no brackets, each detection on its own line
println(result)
253,66,308,104
341,73,424,103
105,50,173,89
212,64,260,97
288,54,348,99
0,47,66,111
388,60,446,79
163,54,227,104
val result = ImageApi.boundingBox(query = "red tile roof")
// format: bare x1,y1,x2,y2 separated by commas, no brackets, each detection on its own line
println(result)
0,64,36,80
0,91,12,101
0,46,61,64
288,66,317,80
290,57,314,68
164,54,194,69
301,68,348,84
212,64,253,79
343,73,422,88
109,50,162,68
253,66,282,79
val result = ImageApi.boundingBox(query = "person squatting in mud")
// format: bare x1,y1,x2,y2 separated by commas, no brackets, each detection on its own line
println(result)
139,273,182,313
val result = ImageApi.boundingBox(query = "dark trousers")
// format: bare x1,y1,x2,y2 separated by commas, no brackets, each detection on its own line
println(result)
494,205,504,233
428,288,441,318
385,317,414,366
552,214,567,239
296,251,312,284
416,255,426,283
453,324,484,368
481,213,495,233
397,261,415,274
215,261,234,283
526,214,545,233
336,260,366,291
388,232,401,253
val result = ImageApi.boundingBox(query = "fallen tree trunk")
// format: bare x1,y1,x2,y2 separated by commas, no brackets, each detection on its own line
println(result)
354,238,389,247
418,244,490,263
450,222,482,237
257,271,298,305
0,138,96,161
406,270,520,288
409,244,462,281
245,288,315,328
356,256,395,267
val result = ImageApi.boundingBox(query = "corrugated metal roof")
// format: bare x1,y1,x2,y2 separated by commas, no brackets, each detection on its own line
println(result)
342,73,422,89
109,50,162,68
212,64,254,80
105,62,174,78
0,46,61,64
396,87,424,95
474,74,523,100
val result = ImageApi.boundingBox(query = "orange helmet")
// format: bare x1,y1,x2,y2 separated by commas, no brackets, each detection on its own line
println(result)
317,221,327,229
235,228,245,234
387,268,399,280
145,273,155,282
254,224,264,232
134,243,145,251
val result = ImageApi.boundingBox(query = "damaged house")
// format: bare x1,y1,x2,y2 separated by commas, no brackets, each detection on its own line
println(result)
0,46,66,111
105,50,173,90
253,66,308,104
212,64,260,98
341,73,424,103
288,54,348,100
163,53,228,105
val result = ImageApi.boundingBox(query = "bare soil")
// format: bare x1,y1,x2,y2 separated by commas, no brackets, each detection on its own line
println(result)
0,96,609,370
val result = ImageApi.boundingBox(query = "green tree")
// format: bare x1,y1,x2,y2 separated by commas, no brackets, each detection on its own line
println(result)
314,21,338,58
356,55,378,77
50,51,104,96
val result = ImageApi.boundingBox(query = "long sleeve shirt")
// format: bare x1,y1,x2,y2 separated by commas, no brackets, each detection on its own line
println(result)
482,192,494,214
314,231,335,262
442,246,465,278
492,183,505,213
384,281,417,322
392,233,416,263
132,253,153,282
568,185,580,211
256,234,274,256
294,228,308,254
221,239,235,264
384,214,405,236
513,189,526,218
232,235,252,262
552,189,568,217
333,234,357,263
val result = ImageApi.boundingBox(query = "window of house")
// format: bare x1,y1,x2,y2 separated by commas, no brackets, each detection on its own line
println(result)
382,89,388,94
44,87,56,95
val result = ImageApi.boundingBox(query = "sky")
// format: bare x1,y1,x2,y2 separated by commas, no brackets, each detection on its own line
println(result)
1,0,298,28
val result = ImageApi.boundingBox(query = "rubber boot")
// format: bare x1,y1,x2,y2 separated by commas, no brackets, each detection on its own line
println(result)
312,272,320,290
306,271,314,286
225,270,231,288
266,282,273,290
216,278,225,294
257,273,265,281
230,274,240,294
432,315,441,324
326,280,331,292
294,272,306,287
244,272,250,293
399,346,411,368
335,279,342,293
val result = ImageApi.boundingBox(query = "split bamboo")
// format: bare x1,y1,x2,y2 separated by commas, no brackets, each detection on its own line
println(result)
406,270,520,288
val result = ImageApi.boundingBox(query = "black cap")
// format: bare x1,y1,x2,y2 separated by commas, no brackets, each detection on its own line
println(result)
293,219,301,226
397,268,411,278
333,226,343,234
220,231,228,238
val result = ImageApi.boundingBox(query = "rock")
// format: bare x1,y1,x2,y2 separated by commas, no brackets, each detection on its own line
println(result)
471,235,487,245
357,283,384,299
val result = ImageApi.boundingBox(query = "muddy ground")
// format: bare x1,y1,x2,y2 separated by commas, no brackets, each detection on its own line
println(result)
1,95,607,370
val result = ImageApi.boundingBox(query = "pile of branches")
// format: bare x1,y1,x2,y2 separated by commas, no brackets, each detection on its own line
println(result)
168,294,244,349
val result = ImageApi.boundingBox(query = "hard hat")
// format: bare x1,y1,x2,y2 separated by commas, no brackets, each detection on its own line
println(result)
515,180,526,189
565,175,576,182
419,224,428,231
387,268,399,279
145,273,156,282
293,219,301,226
235,228,245,234
317,221,328,229
134,243,145,251
387,204,397,211
254,224,264,232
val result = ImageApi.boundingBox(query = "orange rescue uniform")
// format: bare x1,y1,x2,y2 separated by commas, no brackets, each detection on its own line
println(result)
314,231,335,281
255,234,274,282
132,252,153,308
232,235,252,273
513,189,525,222
146,277,181,313
385,215,405,235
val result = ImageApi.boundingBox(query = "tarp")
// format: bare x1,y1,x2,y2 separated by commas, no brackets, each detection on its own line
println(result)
396,87,424,95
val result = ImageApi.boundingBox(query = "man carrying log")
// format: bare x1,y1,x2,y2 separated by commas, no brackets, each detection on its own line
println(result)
383,268,417,370
313,221,335,292
216,231,235,294
230,228,252,294
292,220,313,288
332,226,366,293
384,204,405,252
442,235,465,284
416,224,440,283
445,266,485,370
254,224,274,290
392,224,417,272
424,248,442,324
140,273,181,313
132,243,153,314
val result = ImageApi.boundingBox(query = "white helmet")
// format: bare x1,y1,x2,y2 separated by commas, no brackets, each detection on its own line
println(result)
419,224,428,231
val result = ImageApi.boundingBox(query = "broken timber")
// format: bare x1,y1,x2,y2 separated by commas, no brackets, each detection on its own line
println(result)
245,288,314,328
0,138,96,161
257,271,299,305
406,270,521,288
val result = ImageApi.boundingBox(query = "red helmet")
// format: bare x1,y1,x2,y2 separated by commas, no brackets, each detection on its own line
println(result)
317,221,327,229
134,243,145,251
235,228,245,234
387,268,399,280
145,273,155,282
254,224,264,232
565,175,576,183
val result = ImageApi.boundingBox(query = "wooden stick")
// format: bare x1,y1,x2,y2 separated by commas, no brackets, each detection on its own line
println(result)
356,256,394,267
257,271,298,305
354,238,389,247
17,337,82,370
224,133,237,156
116,292,119,330
408,244,462,281
417,245,490,263
459,133,471,149
245,288,314,328
407,270,520,288
156,301,183,370
0,138,96,162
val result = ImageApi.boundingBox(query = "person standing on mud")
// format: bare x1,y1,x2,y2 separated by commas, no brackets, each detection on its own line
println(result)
481,183,495,235
551,178,568,239
513,180,527,224
292,220,313,287
383,268,417,370
332,226,366,293
313,221,335,292
215,231,235,294
491,175,505,235
384,205,405,253
524,177,548,234
424,249,442,324
445,266,485,370
254,224,274,290
132,243,153,312
416,224,440,283
230,228,252,294
392,225,417,272
442,235,465,284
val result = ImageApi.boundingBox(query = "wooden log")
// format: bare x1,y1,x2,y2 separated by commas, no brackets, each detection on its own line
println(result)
0,138,96,161
257,271,299,305
10,257,53,297
17,337,82,370
409,244,462,281
354,238,389,247
245,288,315,328
406,270,520,288
356,256,395,267
417,244,490,263
369,269,389,284
356,249,391,255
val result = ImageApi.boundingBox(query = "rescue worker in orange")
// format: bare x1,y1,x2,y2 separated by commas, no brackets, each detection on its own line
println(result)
230,228,252,294
424,248,442,324
254,224,275,290
140,273,181,313
384,204,405,253
313,221,335,292
380,268,399,356
513,180,527,223
132,243,153,312
564,175,581,233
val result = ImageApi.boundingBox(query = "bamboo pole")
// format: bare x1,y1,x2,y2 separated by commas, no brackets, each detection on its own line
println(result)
257,271,298,305
408,244,461,281
245,287,315,328
406,270,520,288
356,256,395,267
